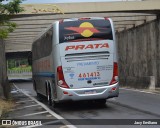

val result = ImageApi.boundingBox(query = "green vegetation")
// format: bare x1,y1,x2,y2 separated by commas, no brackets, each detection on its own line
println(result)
0,0,24,99
0,94,15,119
7,58,31,71
8,58,28,69
0,0,24,39
8,66,31,71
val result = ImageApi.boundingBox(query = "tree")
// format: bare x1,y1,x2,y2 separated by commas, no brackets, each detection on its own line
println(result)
0,0,24,39
0,0,23,98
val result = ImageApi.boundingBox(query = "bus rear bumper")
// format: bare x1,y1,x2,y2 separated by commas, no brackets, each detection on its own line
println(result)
56,83,119,102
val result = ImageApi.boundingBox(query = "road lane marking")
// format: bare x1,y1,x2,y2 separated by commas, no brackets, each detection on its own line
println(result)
12,104,39,111
60,126,69,128
121,88,160,95
13,83,77,128
19,124,41,128
16,100,33,104
17,111,48,117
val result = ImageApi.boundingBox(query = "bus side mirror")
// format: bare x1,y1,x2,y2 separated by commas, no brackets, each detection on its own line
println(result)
28,52,32,65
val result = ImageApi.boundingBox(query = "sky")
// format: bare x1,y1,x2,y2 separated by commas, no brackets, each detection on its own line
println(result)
22,0,123,4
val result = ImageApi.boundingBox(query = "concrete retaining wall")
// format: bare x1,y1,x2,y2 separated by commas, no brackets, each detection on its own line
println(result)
116,18,160,89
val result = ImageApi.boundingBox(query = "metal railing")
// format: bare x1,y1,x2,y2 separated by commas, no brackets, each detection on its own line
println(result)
7,69,32,80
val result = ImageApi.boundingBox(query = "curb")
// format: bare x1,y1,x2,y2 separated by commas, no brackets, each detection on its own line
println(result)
121,87,160,95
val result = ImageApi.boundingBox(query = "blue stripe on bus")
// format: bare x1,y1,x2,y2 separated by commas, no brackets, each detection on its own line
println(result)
34,72,55,78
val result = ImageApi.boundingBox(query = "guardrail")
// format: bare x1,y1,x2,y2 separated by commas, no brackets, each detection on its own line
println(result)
7,69,32,80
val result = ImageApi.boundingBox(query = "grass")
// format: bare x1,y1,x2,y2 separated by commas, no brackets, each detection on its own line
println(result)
8,66,31,72
0,98,15,119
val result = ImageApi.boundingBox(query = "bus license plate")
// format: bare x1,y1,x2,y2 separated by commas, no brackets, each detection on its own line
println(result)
85,90,96,94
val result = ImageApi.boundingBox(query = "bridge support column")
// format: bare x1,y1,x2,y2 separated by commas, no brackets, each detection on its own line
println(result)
0,39,10,99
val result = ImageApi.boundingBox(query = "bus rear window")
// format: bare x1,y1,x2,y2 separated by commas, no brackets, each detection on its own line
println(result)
59,19,113,43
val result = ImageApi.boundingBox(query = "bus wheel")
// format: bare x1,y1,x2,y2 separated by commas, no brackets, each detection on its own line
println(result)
33,81,38,92
52,100,58,108
37,93,43,100
47,86,52,106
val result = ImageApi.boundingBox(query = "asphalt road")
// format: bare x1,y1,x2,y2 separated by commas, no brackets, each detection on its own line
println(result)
9,81,160,128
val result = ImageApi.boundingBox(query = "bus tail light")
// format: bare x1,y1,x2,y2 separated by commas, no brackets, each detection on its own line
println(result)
57,66,69,88
110,62,118,85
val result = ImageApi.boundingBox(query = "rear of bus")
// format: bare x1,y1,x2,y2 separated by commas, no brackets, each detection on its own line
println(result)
56,17,119,102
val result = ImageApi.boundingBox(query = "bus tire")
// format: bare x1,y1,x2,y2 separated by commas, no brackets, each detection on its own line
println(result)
37,93,43,100
33,81,37,91
47,86,52,106
52,100,58,108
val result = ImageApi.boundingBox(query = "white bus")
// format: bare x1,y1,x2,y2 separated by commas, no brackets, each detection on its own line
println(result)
31,17,119,107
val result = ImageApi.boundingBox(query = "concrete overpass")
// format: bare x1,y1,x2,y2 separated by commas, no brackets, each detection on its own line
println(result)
4,0,160,53
1,0,160,98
